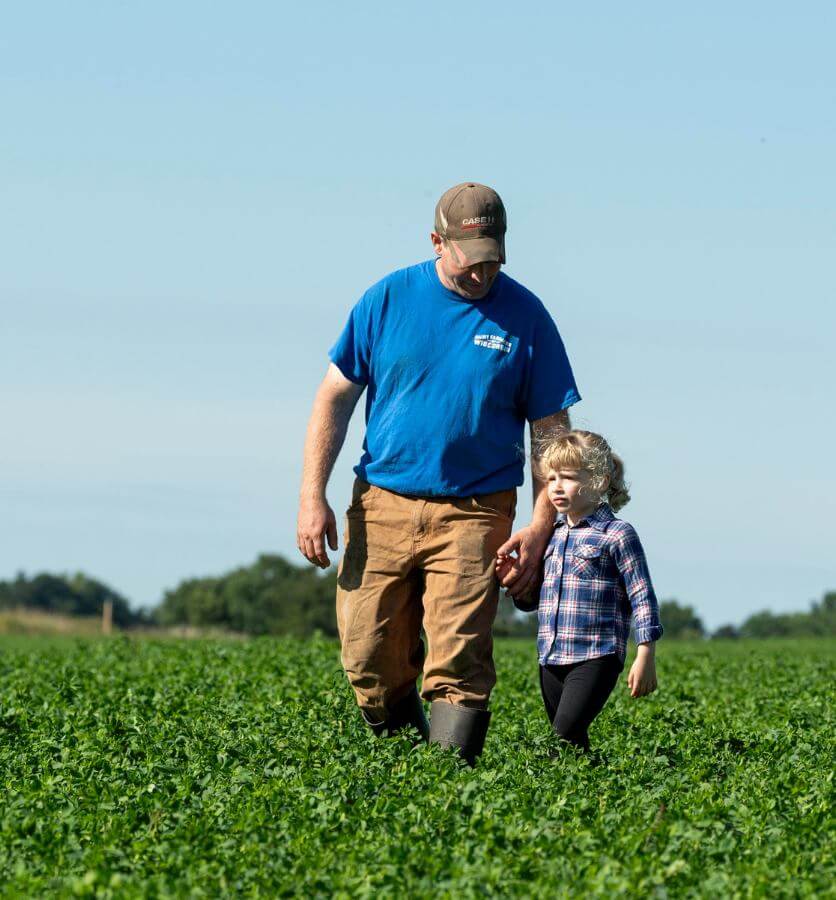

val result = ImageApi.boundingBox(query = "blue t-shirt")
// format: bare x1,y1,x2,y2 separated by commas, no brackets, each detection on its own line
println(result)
329,259,580,497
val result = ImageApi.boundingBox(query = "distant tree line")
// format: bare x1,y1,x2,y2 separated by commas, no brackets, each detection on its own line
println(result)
0,572,149,627
154,555,337,636
659,595,836,639
712,592,836,639
3,563,834,640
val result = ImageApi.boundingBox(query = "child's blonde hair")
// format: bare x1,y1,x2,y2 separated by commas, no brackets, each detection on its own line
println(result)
534,430,631,512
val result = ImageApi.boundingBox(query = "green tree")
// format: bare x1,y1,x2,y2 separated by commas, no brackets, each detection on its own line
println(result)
712,624,740,639
0,572,143,625
739,610,791,638
68,573,142,626
738,593,836,638
154,554,338,636
810,591,836,634
658,599,705,639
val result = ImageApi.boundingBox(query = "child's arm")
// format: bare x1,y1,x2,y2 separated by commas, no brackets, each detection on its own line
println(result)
610,524,663,698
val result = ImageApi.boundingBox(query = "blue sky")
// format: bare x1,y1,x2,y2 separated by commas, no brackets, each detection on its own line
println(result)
2,3,834,628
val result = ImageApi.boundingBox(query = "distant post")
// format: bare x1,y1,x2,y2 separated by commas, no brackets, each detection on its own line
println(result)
102,600,113,635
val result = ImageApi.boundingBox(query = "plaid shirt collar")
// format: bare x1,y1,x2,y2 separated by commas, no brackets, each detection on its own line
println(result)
554,502,615,532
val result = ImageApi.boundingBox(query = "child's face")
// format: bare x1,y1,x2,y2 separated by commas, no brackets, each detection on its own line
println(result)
546,466,600,519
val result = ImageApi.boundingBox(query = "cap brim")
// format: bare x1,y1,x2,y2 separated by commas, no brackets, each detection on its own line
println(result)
449,235,506,266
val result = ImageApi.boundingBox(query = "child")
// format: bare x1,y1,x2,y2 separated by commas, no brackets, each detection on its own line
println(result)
496,430,663,751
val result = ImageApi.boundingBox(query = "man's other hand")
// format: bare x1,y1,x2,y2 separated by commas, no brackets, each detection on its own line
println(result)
297,495,338,568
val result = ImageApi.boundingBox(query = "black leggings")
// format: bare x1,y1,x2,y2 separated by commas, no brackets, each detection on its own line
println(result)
539,654,623,751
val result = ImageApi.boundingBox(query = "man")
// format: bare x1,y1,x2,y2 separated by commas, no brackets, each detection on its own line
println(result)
297,183,580,765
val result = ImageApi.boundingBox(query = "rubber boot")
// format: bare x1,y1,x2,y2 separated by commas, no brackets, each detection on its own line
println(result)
428,700,491,767
361,686,429,742
387,686,430,742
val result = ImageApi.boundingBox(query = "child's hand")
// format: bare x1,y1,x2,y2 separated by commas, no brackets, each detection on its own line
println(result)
627,644,658,698
495,553,521,583
496,552,540,612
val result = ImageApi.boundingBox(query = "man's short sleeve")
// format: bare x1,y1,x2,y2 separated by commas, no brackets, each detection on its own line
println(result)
522,305,581,421
328,294,373,386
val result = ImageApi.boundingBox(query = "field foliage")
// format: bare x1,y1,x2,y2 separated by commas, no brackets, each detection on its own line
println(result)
0,637,833,897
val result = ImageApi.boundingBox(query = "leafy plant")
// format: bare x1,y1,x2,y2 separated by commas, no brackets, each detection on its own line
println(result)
0,637,832,896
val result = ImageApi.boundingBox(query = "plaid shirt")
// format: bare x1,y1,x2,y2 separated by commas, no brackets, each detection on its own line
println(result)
538,503,663,665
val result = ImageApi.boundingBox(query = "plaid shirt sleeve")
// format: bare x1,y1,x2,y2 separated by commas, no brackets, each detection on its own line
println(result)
610,523,664,645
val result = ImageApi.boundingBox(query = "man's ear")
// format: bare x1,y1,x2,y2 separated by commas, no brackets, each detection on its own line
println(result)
430,231,444,256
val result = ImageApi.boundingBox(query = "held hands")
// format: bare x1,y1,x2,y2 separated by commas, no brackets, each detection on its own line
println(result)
496,554,541,612
296,495,338,569
495,523,552,599
627,643,658,698
495,555,520,584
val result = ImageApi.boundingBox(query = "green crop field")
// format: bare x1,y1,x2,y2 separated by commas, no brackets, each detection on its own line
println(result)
1,636,833,898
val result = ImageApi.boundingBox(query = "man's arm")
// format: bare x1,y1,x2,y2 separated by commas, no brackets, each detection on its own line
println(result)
496,409,571,597
297,363,365,568
529,407,572,525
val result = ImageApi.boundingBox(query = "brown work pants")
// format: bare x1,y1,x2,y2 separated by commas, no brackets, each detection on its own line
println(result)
336,478,516,722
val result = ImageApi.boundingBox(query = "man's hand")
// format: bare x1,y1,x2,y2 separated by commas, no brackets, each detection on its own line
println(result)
297,494,338,569
627,644,658,698
495,522,552,599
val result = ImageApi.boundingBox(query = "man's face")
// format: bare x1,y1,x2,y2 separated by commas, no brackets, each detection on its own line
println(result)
432,233,501,300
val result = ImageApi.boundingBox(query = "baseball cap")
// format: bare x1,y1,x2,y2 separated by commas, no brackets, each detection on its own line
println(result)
434,182,507,265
